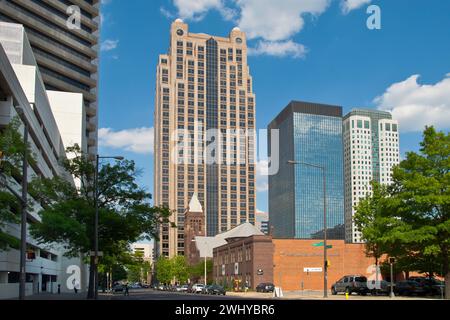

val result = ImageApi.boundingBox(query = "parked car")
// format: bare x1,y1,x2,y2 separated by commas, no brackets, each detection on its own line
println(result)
202,285,213,294
394,280,427,296
157,284,167,291
331,275,369,296
178,285,189,293
368,280,395,296
408,277,445,296
112,284,125,293
202,284,226,295
256,283,275,293
191,284,205,294
174,285,186,292
130,283,142,289
212,285,226,295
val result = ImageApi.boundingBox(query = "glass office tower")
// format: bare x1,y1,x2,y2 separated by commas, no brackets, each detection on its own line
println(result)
268,101,345,239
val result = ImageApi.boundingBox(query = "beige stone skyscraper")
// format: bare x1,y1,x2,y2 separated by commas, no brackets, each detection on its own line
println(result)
154,19,256,258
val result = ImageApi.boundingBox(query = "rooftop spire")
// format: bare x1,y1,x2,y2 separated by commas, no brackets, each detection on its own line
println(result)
188,193,203,213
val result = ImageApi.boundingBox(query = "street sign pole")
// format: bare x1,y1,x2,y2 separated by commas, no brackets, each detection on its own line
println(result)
322,167,328,299
390,258,395,298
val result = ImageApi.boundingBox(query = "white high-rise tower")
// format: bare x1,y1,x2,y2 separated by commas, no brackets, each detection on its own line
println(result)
343,109,400,243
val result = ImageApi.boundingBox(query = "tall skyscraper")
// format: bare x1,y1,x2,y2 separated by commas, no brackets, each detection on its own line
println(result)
154,19,256,258
268,101,345,240
0,0,100,156
343,109,400,243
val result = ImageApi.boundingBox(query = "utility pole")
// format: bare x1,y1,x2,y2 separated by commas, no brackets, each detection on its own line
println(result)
93,155,124,300
94,155,99,300
204,255,207,287
323,167,328,299
18,109,28,301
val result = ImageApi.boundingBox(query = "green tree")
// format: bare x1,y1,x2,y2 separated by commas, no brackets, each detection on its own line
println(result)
155,256,173,284
189,259,213,282
0,117,35,250
127,264,142,283
354,182,400,282
387,127,450,298
98,241,135,290
172,255,189,284
29,145,173,299
127,251,151,284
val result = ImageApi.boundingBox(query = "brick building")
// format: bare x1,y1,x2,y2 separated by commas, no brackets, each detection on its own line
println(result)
273,239,377,291
213,235,273,290
213,236,382,291
184,194,205,266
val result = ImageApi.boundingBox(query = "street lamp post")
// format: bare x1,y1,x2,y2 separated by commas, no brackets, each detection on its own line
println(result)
288,160,328,298
15,108,29,301
389,257,396,298
192,239,208,286
94,155,124,300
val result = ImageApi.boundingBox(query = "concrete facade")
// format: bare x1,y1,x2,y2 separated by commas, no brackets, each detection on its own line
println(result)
255,210,269,235
0,23,88,299
0,1,100,157
131,243,154,264
343,110,400,243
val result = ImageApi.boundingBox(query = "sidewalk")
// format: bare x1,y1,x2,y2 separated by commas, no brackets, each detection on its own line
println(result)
227,290,436,300
25,293,88,300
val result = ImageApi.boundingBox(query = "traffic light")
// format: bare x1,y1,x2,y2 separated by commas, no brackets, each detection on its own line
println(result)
325,260,331,268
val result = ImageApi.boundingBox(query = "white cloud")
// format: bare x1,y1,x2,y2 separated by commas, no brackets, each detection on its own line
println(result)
165,0,331,58
248,40,307,59
236,0,330,41
165,0,369,58
340,0,372,14
256,160,269,192
100,39,119,51
99,127,154,154
160,6,175,19
374,74,450,132
172,0,235,21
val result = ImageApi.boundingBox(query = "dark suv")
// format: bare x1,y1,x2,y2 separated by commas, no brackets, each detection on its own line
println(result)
332,275,369,296
408,277,445,296
256,283,275,293
394,280,426,296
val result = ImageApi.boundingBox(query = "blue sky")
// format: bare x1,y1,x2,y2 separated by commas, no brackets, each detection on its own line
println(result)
98,0,450,213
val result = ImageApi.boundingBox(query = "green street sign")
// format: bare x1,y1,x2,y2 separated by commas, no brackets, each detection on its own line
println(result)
313,242,324,247
312,242,333,249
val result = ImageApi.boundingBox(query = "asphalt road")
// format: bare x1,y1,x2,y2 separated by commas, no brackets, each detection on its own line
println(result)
105,289,250,300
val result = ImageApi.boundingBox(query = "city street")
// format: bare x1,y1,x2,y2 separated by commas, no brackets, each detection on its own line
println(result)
105,290,248,301
23,290,249,301
22,289,443,301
